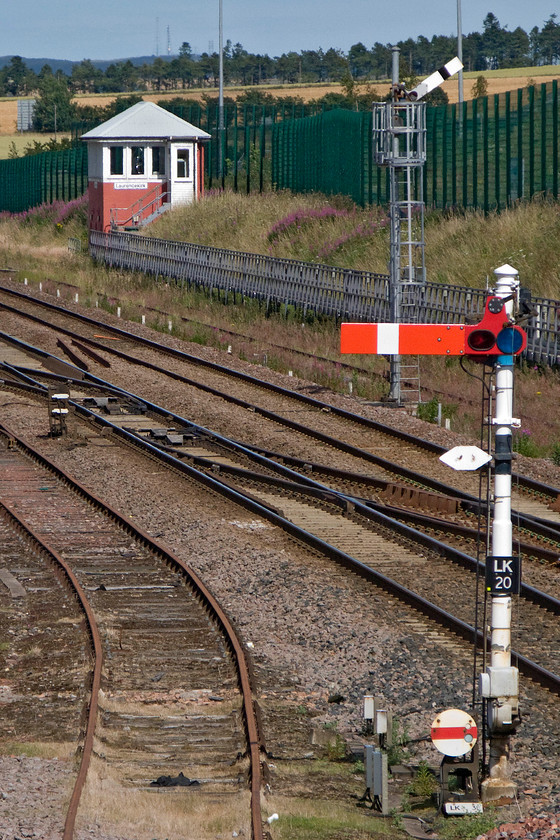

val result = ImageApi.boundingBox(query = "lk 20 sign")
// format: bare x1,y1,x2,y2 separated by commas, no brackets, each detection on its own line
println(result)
485,556,521,596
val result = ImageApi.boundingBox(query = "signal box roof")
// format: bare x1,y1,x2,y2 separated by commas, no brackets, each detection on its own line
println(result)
81,101,211,142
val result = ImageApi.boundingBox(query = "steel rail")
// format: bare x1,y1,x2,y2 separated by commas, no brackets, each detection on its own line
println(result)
0,421,265,840
2,285,559,503
5,324,560,540
0,495,102,840
8,365,560,693
3,361,560,617
5,340,560,551
74,406,560,694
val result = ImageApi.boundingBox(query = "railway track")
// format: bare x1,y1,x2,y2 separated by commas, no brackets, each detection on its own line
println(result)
3,328,560,570
2,358,559,700
2,283,560,820
1,286,560,531
0,422,264,840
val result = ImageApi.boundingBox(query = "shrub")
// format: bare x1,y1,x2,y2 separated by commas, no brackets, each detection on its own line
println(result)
406,760,438,798
266,206,352,242
387,717,410,767
513,428,539,457
1,194,88,229
550,442,560,465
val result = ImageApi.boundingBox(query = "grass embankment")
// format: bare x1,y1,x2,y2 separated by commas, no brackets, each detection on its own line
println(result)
1,191,560,458
149,190,560,299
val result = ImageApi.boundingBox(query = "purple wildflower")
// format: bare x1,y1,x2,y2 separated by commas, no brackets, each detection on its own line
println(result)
267,206,352,241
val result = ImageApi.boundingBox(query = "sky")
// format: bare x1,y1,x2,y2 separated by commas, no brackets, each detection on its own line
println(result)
1,0,558,62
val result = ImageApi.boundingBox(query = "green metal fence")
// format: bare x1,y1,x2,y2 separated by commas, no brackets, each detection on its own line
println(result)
425,81,559,210
2,81,559,214
167,101,332,192
273,80,560,210
0,145,88,214
272,108,378,205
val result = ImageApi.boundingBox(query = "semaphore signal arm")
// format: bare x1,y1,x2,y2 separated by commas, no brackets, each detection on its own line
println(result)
340,294,527,358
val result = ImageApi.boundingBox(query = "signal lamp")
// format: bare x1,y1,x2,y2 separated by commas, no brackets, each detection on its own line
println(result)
496,328,524,355
467,329,496,353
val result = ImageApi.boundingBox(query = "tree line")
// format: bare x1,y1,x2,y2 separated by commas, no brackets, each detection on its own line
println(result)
2,12,559,136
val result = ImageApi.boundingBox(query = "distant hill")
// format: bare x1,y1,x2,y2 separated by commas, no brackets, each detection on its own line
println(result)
0,54,184,75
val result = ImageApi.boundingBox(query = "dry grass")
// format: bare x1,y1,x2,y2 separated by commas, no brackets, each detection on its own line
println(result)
2,192,560,454
148,189,390,268
148,190,560,300
426,200,560,298
76,755,251,839
264,793,400,838
0,740,75,759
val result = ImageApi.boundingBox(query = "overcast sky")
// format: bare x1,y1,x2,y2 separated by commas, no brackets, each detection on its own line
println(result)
1,1,557,62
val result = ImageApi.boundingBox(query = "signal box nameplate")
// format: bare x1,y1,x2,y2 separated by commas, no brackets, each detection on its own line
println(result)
485,556,521,596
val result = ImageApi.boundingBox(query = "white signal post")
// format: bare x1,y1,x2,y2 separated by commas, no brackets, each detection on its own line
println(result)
341,263,525,804
478,264,522,804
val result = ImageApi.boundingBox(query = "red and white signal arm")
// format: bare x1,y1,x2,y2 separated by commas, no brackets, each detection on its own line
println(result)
431,708,478,757
341,296,527,357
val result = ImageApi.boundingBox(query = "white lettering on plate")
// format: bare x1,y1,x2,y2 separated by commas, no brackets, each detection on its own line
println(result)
444,802,483,815
114,182,148,190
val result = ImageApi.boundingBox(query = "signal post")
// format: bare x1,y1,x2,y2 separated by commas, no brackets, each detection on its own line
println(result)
341,264,526,804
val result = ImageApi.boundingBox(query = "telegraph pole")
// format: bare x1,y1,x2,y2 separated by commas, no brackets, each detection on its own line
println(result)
457,0,464,106
218,0,224,180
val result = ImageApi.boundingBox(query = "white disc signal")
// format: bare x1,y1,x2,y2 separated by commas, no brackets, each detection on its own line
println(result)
431,708,477,757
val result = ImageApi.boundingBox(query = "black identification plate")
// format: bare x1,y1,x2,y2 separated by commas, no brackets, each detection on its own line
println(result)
485,556,521,596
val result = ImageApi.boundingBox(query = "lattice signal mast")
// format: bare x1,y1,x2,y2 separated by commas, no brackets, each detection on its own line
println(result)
373,51,462,402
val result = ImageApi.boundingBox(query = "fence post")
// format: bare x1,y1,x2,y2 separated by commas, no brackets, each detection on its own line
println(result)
451,104,457,207
528,85,535,198
505,91,511,204
517,88,524,200
260,112,265,193
245,125,251,194
540,83,547,194
472,98,478,209
553,81,559,199
233,104,239,192
494,94,500,210
442,105,448,208
431,107,438,207
206,107,213,190
462,100,468,207
483,96,489,214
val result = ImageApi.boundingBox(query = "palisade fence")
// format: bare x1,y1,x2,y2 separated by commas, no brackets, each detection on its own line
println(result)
273,80,560,210
90,229,560,367
1,80,559,212
0,145,88,214
165,100,330,192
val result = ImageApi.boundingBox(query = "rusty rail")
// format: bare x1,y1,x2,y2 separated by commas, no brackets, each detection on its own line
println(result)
0,422,264,840
0,496,102,840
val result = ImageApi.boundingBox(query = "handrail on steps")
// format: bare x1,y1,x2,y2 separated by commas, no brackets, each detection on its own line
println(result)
110,183,168,230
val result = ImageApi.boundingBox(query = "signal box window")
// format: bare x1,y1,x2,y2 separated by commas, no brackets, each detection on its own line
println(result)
110,146,123,175
152,146,166,175
177,149,190,178
131,146,145,175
